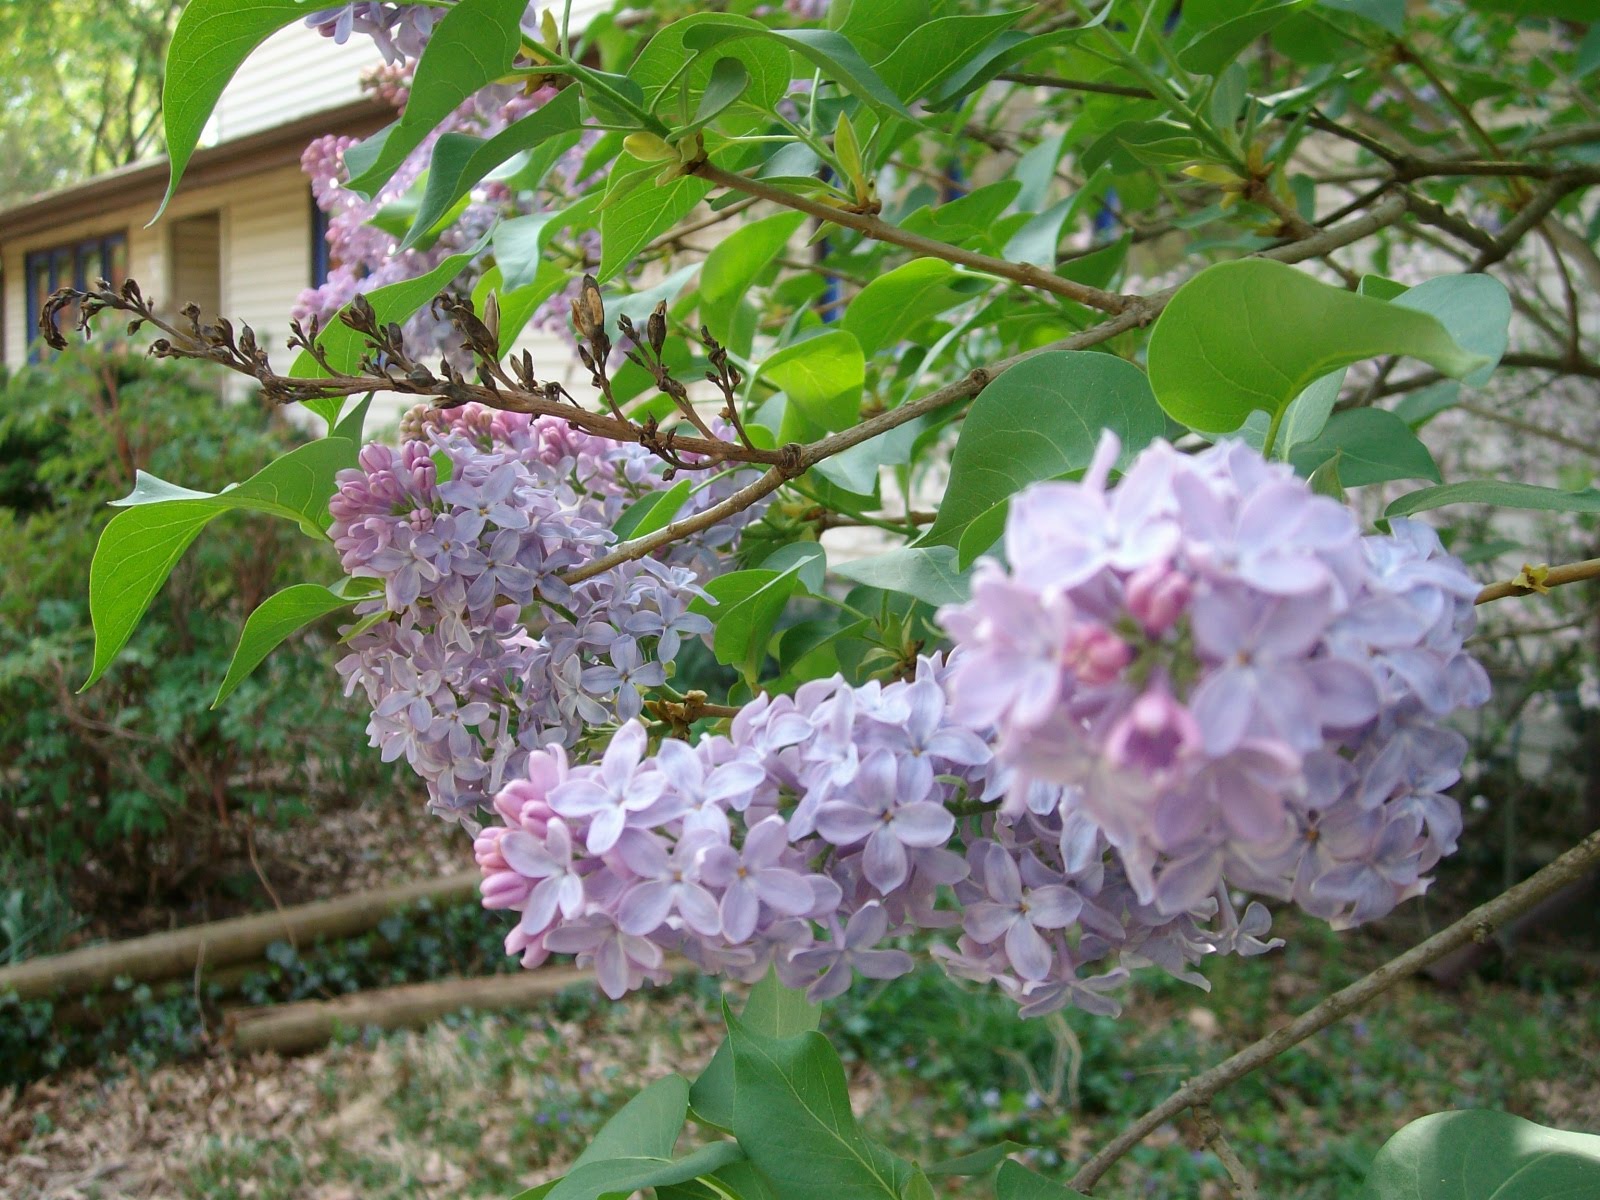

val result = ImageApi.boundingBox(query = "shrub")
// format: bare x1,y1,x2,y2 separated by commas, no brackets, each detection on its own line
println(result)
0,349,395,919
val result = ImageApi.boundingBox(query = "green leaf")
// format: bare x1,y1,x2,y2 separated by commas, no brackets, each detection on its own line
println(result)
1578,22,1600,79
842,258,982,357
727,1012,914,1200
836,0,932,62
85,440,358,689
344,0,530,198
924,1143,1023,1178
1146,260,1490,435
956,501,1008,568
1081,121,1210,174
290,239,489,378
926,17,1110,110
760,331,865,432
681,19,916,121
1178,0,1313,74
401,89,584,250
573,1075,691,1168
1004,198,1074,270
692,969,821,1131
157,0,312,220
495,196,596,291
832,546,970,607
475,261,570,352
1464,0,1598,17
995,1161,1090,1200
1361,1110,1600,1199
599,167,712,282
1394,381,1461,430
923,351,1164,548
1387,480,1600,518
695,58,752,127
548,1144,746,1200
1279,368,1346,454
631,14,793,132
213,583,356,707
1319,0,1405,33
1391,274,1511,387
700,212,808,345
1289,408,1442,486
691,567,803,681
873,11,1028,101
761,543,828,594
614,479,694,541
332,395,374,446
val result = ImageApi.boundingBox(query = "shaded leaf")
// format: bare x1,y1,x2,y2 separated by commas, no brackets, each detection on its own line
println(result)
1146,260,1489,434
923,351,1164,548
1360,1110,1600,1199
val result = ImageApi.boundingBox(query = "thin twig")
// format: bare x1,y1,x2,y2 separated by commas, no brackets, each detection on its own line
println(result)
690,160,1133,315
1069,826,1600,1192
559,465,796,586
1475,558,1600,605
1472,171,1594,270
1192,1104,1260,1200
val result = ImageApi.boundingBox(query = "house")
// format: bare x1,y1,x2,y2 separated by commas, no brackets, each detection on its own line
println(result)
0,23,395,373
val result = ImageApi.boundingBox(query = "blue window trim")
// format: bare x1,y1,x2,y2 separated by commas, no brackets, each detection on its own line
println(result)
23,232,127,362
310,188,330,288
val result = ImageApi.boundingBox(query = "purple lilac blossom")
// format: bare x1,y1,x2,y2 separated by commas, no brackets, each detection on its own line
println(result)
471,432,1486,1017
332,403,762,819
297,18,597,365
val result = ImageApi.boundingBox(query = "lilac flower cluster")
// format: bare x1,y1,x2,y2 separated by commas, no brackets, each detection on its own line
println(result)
299,3,598,362
941,431,1488,931
474,432,1486,1015
332,403,760,817
306,4,443,64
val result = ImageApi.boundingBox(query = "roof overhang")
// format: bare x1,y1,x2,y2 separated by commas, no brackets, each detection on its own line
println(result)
0,98,392,242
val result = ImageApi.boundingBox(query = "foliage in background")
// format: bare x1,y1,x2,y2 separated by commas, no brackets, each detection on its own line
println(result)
0,0,180,204
0,350,395,925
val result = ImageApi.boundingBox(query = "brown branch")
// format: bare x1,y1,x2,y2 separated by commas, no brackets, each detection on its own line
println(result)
559,463,797,586
1069,826,1600,1193
1471,171,1595,271
1192,1104,1259,1200
801,194,1409,472
1475,558,1600,605
689,161,1134,316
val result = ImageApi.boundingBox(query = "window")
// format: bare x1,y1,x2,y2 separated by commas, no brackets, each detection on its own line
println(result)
23,233,128,360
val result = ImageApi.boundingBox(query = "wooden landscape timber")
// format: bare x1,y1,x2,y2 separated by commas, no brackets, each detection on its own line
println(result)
0,871,480,1002
223,966,598,1055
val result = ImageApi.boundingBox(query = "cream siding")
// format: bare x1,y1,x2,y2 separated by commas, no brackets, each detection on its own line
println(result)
2,169,314,371
209,25,387,143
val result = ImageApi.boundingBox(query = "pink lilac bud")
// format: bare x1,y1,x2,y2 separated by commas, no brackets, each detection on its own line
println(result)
1063,622,1132,685
1125,559,1192,634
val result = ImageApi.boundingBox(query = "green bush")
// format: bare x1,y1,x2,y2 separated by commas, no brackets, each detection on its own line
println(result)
0,349,393,927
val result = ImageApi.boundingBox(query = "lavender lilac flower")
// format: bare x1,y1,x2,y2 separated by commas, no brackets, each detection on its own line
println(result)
472,432,1487,1016
299,4,601,363
332,403,762,818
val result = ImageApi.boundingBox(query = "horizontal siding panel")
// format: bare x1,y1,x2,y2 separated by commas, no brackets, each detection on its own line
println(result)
211,26,386,143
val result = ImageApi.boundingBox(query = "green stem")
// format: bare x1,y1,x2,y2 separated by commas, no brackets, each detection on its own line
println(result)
1261,406,1286,459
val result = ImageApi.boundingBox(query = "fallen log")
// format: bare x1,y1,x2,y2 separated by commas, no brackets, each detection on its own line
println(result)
0,871,480,1002
225,966,597,1054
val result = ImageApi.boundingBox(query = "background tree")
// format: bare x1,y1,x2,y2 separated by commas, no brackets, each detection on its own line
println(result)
0,0,180,203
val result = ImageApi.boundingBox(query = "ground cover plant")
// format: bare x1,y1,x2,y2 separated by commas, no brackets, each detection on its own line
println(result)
32,0,1600,1196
